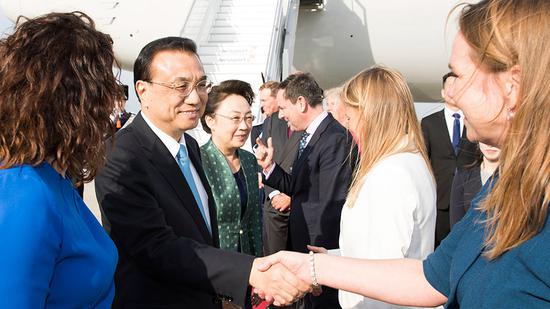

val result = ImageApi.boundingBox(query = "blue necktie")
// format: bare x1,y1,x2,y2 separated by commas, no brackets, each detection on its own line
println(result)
298,132,310,157
177,144,211,234
452,113,461,155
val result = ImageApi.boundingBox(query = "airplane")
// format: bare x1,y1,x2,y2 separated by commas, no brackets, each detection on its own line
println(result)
0,0,466,107
0,0,468,217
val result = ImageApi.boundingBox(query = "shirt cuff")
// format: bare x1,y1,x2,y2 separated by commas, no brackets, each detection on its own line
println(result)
268,190,281,200
263,163,276,179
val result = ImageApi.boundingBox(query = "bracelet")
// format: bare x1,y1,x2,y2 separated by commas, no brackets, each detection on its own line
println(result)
309,251,319,287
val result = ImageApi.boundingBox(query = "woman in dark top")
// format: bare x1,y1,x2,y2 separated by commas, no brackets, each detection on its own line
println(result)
450,142,500,227
200,80,263,257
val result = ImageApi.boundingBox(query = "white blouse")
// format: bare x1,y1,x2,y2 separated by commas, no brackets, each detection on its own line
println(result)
338,151,437,309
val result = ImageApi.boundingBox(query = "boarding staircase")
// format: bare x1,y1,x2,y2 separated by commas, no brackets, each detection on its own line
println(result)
181,0,299,146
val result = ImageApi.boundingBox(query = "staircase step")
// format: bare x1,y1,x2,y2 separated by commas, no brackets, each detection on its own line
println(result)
199,44,268,54
203,64,267,74
210,26,273,35
208,33,272,43
201,54,264,64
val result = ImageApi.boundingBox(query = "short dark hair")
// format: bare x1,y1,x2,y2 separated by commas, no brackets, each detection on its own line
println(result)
284,73,324,107
259,81,279,97
133,37,197,100
201,80,255,134
278,73,299,90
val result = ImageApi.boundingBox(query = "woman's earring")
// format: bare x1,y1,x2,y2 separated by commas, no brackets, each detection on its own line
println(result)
506,108,515,121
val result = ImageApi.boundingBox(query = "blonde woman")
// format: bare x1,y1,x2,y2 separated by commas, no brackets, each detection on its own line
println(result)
257,0,550,307
312,66,436,309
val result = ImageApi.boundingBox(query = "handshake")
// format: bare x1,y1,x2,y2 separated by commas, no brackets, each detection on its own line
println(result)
248,246,326,306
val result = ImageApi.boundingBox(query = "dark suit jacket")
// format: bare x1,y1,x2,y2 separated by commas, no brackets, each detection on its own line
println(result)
264,114,355,309
95,113,254,309
250,123,263,149
421,109,477,246
421,109,477,211
449,165,482,228
260,112,302,254
264,113,355,252
261,112,301,172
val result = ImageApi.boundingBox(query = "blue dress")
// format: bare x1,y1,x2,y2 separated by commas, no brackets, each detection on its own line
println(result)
0,163,118,308
423,174,550,308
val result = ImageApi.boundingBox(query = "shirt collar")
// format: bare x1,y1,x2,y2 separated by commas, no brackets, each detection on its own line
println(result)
306,111,329,135
444,105,463,119
141,112,186,159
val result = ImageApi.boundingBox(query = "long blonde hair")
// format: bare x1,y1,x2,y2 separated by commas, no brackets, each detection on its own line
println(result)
341,66,432,206
459,0,550,259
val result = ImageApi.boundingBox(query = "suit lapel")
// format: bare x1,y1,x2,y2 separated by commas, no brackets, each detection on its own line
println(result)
133,113,213,243
457,126,470,157
438,110,456,156
292,114,334,173
185,135,218,243
272,114,289,142
279,129,302,164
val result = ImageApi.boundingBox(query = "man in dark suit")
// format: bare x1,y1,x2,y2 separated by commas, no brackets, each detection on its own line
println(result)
256,73,355,309
95,37,309,309
421,72,477,247
260,79,303,256
251,81,282,150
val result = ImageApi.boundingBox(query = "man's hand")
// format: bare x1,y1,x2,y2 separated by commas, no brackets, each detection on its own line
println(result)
271,193,291,212
249,256,311,306
255,137,274,170
256,251,311,285
307,245,327,254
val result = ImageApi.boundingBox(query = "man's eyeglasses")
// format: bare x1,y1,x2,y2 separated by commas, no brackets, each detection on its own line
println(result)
214,113,255,126
145,79,213,97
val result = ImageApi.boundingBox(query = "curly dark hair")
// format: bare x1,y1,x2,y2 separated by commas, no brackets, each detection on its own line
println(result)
201,79,254,134
0,12,123,185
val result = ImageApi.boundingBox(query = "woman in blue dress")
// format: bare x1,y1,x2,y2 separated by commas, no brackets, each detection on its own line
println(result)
0,12,121,308
256,0,550,307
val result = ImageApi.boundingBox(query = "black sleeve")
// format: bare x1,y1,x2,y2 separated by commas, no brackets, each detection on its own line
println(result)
421,118,431,159
261,117,272,145
263,163,294,195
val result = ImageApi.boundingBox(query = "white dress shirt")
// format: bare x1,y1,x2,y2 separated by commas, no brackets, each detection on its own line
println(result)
338,149,437,309
142,113,211,227
443,106,464,141
264,111,329,179
302,111,329,146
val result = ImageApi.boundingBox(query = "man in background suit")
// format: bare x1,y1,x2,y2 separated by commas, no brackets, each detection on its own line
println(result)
256,73,355,309
260,79,303,256
95,37,309,308
421,72,477,247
